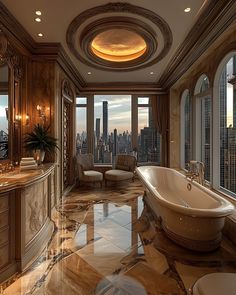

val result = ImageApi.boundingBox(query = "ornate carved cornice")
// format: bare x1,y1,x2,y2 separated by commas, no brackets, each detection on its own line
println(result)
159,0,236,89
0,1,86,89
0,31,23,80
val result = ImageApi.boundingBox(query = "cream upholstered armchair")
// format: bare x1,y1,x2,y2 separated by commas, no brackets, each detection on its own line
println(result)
104,154,137,186
76,153,103,187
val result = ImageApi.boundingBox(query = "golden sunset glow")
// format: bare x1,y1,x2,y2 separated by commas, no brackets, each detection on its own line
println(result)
91,29,147,62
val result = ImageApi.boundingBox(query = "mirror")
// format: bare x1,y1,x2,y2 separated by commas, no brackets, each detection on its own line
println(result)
0,64,9,160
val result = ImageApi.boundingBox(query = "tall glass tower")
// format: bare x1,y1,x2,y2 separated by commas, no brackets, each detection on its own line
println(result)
103,101,108,143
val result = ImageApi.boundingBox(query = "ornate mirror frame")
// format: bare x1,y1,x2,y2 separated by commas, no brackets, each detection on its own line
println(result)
0,31,23,163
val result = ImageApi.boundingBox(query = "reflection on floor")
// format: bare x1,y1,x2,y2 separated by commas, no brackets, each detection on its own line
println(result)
3,180,236,294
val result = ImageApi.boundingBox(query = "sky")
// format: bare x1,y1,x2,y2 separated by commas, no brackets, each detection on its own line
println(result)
226,58,233,127
0,95,8,133
76,94,150,134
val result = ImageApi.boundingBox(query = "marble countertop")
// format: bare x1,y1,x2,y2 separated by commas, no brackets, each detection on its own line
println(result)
0,163,55,192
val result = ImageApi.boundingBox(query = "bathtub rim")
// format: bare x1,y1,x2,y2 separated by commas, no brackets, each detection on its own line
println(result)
136,166,235,218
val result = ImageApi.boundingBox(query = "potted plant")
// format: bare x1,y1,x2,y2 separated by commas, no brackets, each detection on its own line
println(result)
24,124,58,163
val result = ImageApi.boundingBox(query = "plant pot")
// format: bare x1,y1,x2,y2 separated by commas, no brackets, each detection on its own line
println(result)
34,149,45,164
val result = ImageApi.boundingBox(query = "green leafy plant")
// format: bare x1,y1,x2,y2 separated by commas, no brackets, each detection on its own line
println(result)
24,124,58,153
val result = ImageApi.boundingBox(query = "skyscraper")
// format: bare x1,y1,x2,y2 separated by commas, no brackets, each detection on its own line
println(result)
96,118,100,140
103,101,108,143
113,128,117,157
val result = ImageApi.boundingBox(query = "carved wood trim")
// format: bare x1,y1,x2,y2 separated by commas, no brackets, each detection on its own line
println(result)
66,2,172,71
62,79,74,101
0,2,86,89
0,32,23,80
61,79,75,189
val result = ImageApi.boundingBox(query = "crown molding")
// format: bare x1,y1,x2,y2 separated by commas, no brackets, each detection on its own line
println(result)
0,1,35,53
0,1,86,90
1,0,234,93
159,0,236,89
80,82,165,94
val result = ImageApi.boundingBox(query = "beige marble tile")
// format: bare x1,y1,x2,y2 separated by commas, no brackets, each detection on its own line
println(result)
75,237,126,277
175,262,221,291
3,178,236,295
124,261,184,295
39,253,105,295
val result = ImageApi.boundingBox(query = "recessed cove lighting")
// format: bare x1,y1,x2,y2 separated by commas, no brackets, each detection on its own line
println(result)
184,7,191,12
35,17,41,22
38,33,43,37
35,10,42,16
87,72,92,75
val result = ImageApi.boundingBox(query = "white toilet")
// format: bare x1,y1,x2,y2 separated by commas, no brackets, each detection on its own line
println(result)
191,273,236,295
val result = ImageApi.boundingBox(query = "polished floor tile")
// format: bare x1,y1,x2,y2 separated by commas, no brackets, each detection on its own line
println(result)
2,179,236,294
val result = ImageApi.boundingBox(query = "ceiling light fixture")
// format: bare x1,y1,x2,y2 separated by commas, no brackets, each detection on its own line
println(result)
184,7,191,12
87,72,92,75
38,33,43,37
35,10,42,16
150,71,154,75
35,17,41,22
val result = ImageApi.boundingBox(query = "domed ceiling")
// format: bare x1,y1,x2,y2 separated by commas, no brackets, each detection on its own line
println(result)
66,3,172,71
90,29,147,62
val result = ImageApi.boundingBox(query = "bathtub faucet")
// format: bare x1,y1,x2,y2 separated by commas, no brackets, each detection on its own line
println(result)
186,160,205,185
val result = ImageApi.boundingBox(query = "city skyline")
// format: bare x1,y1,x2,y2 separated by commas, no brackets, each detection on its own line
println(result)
76,95,151,134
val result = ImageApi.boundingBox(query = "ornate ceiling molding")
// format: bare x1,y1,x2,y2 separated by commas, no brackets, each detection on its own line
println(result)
159,0,236,89
78,17,157,70
0,2,86,90
66,2,172,71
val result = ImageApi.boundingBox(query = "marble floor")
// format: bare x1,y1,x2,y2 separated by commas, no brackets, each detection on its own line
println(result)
2,179,236,294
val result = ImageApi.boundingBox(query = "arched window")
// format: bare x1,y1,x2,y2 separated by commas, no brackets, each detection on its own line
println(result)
181,89,191,169
217,55,236,193
194,75,211,182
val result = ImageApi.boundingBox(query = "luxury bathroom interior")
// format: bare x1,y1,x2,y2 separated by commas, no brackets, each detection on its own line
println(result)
0,0,236,294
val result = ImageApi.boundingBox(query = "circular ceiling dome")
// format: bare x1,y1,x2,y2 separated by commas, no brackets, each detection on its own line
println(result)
91,29,147,62
66,2,172,71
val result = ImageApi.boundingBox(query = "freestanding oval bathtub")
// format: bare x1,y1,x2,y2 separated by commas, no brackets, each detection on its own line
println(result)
136,166,235,251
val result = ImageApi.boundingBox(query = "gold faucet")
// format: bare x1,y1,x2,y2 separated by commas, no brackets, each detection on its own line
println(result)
185,161,205,185
185,171,199,182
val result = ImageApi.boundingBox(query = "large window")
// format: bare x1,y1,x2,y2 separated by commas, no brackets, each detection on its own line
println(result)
76,94,161,165
94,95,132,163
219,56,236,193
181,90,191,169
195,75,211,182
76,97,87,154
137,97,161,164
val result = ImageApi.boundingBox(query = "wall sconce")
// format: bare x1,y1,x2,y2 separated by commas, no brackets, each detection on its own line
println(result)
15,114,22,121
14,113,22,128
37,105,49,122
25,114,30,126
